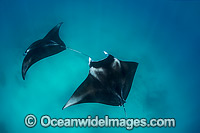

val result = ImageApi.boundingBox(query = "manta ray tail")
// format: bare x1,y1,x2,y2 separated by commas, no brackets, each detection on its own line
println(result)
123,104,127,118
67,47,90,58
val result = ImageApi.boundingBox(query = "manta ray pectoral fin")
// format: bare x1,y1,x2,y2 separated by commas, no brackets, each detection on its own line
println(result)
120,61,138,100
62,74,122,109
43,22,65,47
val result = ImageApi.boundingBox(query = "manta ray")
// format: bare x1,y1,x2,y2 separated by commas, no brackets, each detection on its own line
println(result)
22,23,138,115
22,22,66,80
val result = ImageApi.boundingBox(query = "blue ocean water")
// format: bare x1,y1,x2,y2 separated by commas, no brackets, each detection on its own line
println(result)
0,0,200,132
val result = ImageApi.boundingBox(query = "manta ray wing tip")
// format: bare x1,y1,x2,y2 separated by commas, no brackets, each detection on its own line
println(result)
62,103,71,110
62,97,80,110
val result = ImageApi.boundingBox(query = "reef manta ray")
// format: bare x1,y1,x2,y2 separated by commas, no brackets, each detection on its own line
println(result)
22,23,138,115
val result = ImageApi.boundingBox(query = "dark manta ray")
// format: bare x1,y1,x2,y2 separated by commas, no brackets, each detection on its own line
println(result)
22,22,66,80
22,22,138,115
63,52,138,115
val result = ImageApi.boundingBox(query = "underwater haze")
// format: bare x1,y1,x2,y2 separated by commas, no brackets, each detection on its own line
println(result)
0,0,200,132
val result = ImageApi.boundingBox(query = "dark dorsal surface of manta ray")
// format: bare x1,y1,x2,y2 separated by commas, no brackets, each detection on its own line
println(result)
22,22,138,115
22,22,66,80
63,52,138,110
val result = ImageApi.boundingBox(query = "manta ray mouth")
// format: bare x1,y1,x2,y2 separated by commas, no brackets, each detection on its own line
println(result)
91,51,109,62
